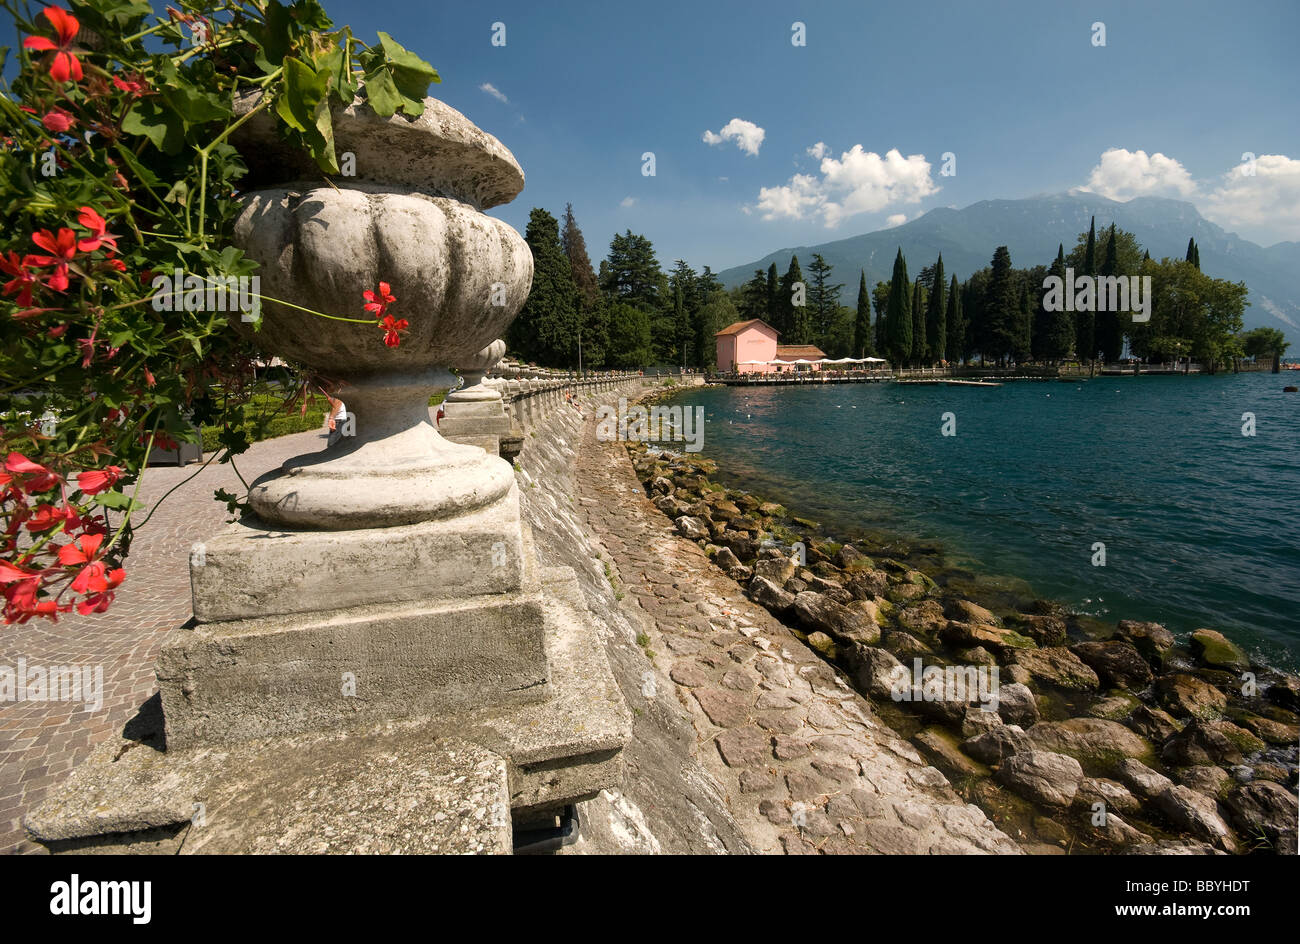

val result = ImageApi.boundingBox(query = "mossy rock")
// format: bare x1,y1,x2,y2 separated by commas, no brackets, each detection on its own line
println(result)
806,631,837,659
791,516,820,529
1189,629,1250,673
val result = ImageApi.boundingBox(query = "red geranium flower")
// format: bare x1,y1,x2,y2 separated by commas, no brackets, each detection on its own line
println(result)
76,568,124,614
380,314,408,348
76,206,118,253
111,73,149,97
4,452,60,492
41,108,75,133
25,502,81,532
76,465,123,495
29,227,79,291
58,532,109,594
363,281,396,316
23,7,82,84
0,251,41,307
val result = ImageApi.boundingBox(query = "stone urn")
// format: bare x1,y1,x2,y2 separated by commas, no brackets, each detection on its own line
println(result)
447,339,508,404
230,94,533,530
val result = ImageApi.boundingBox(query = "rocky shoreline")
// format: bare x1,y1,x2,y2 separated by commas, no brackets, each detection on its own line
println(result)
626,411,1299,855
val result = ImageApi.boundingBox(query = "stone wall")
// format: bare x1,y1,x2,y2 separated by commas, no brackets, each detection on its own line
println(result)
506,377,1021,855
508,376,753,853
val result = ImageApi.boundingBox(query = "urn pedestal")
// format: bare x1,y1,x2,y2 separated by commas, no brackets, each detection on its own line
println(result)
24,95,628,854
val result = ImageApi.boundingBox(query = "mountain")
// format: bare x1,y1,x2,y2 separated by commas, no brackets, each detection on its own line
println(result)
716,193,1299,343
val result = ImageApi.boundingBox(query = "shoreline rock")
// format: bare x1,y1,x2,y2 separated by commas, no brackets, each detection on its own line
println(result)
625,428,1299,855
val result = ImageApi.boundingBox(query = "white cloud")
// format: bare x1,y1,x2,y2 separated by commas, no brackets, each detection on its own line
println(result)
479,82,508,104
620,196,637,208
1202,154,1300,241
702,118,766,157
807,141,828,160
1076,148,1196,201
756,146,939,227
885,213,907,228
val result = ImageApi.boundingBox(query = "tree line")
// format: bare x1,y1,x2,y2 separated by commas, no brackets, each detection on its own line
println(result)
506,205,739,370
509,208,1285,372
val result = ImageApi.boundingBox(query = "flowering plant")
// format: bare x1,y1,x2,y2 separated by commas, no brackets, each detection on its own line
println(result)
0,0,437,623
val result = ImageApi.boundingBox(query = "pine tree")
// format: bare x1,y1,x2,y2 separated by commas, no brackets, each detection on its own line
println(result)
944,274,964,363
925,254,946,363
884,249,912,365
807,253,843,348
855,271,874,357
739,269,768,322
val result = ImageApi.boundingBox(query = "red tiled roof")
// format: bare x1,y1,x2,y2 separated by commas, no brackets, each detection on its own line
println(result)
775,344,826,358
715,318,779,338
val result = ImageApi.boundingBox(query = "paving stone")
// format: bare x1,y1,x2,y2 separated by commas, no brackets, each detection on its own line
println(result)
715,725,770,768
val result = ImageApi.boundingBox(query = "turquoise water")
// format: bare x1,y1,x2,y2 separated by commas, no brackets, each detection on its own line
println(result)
670,373,1300,669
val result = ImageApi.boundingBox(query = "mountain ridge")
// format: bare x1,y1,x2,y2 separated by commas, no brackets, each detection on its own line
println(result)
715,193,1298,341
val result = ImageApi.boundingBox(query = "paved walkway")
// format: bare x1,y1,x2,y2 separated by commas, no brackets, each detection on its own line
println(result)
0,429,325,854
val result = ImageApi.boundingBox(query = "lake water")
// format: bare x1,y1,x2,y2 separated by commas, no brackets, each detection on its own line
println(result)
666,372,1300,669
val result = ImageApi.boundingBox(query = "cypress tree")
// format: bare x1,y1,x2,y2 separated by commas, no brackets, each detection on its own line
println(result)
911,279,927,364
1099,223,1123,362
984,245,1019,363
873,281,889,354
944,274,964,363
925,254,946,363
776,255,803,340
1186,237,1196,265
1077,216,1097,362
765,262,779,324
885,249,912,366
1034,243,1073,362
509,207,579,366
855,270,874,357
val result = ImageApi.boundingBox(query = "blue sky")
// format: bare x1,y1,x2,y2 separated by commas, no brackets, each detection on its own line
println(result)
11,0,1300,271
323,0,1297,272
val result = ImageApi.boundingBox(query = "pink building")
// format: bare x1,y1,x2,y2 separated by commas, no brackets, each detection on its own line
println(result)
715,319,827,373
715,319,778,373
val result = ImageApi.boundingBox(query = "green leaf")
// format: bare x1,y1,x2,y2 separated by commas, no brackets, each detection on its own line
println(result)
376,32,439,83
122,100,185,154
312,95,339,173
275,57,326,133
93,490,143,512
113,142,161,189
255,0,293,74
361,66,404,118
